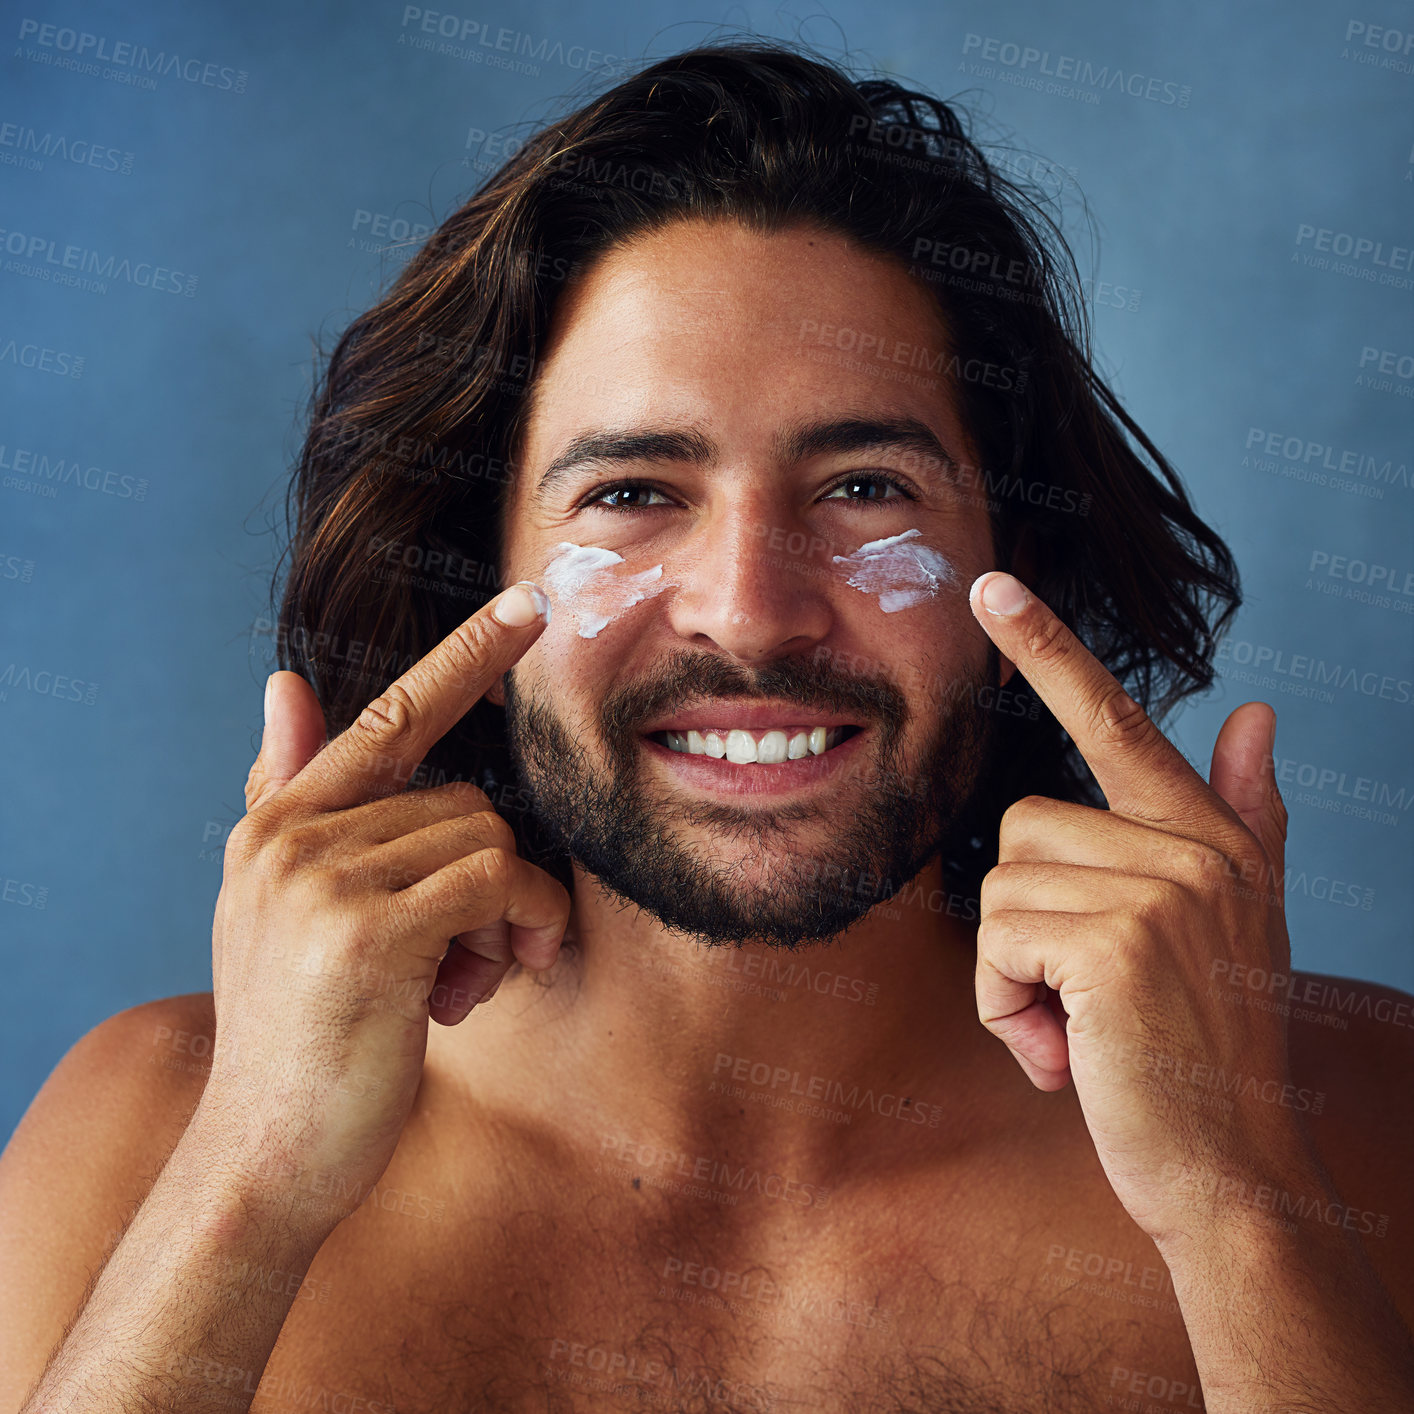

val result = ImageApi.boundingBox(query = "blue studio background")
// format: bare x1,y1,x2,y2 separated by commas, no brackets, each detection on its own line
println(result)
2,0,1411,1143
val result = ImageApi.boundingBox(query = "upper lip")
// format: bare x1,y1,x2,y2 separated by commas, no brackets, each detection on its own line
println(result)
640,702,865,734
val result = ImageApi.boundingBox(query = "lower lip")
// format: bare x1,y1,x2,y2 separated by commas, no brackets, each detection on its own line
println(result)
638,728,868,796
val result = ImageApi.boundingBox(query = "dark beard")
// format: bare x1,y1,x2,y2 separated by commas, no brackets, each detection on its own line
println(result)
501,646,998,950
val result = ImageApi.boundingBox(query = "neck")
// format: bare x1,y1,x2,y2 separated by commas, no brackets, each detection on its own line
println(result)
435,854,1014,1182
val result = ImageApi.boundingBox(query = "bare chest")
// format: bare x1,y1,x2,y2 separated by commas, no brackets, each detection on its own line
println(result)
251,1135,1202,1414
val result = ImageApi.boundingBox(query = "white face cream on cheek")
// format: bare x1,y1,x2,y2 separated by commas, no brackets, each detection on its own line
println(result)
831,528,959,611
540,541,672,638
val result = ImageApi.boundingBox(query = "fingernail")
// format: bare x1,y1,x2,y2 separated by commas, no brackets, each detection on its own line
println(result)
978,572,1029,616
263,673,274,726
493,581,550,627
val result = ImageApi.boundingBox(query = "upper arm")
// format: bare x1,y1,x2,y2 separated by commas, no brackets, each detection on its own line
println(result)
0,992,216,1410
1288,970,1414,1329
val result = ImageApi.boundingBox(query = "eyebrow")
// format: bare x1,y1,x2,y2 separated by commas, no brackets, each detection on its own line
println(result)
532,415,962,502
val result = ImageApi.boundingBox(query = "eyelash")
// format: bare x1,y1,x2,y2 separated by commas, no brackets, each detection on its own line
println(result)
580,472,918,512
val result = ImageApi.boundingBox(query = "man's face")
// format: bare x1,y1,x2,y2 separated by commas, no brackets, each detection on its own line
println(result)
491,218,1013,949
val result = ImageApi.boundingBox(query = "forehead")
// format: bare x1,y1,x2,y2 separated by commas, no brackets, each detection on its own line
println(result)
513,218,979,475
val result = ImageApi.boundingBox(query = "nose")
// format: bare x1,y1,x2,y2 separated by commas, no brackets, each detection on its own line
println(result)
663,497,836,662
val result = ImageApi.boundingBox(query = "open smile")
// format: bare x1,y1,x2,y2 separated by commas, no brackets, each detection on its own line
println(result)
639,723,868,795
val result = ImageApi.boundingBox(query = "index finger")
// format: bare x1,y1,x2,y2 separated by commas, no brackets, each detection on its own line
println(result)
278,579,550,815
968,570,1210,822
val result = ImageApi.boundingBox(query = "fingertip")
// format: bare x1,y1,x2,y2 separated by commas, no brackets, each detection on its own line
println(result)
493,581,551,628
977,571,1030,617
968,571,991,613
511,923,564,972
429,1001,473,1028
1229,701,1278,762
1024,1062,1073,1093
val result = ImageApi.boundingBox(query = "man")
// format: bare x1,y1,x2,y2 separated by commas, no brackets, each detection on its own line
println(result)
3,39,1411,1414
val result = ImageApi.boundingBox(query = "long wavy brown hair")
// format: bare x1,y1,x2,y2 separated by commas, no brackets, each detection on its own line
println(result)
269,38,1239,905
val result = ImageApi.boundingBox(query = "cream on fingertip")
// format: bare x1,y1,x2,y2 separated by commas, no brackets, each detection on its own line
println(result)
493,581,551,627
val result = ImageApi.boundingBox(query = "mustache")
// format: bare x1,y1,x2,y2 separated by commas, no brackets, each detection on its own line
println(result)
598,648,909,740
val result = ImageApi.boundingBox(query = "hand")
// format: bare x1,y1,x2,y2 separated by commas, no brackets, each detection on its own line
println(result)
967,570,1302,1248
199,581,570,1231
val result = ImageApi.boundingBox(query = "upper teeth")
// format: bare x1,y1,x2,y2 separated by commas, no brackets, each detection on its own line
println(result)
657,726,848,762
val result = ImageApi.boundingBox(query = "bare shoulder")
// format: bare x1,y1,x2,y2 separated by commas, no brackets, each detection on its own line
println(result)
1285,966,1414,1110
1283,968,1414,1319
0,991,216,1406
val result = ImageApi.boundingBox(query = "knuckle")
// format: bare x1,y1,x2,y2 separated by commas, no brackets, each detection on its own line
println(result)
223,812,268,869
466,845,514,900
353,682,419,752
974,911,1014,954
1170,837,1229,887
263,822,324,878
974,916,996,955
997,794,1049,850
1090,685,1153,749
473,810,518,855
444,618,496,690
1021,614,1071,667
1000,794,1047,828
978,863,1017,914
243,757,264,808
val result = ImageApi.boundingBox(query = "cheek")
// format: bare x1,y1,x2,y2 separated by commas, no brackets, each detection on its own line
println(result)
827,501,1002,617
820,593,980,706
830,530,960,613
526,620,629,682
828,527,981,652
518,527,985,660
499,631,609,719
537,540,672,643
831,522,1001,694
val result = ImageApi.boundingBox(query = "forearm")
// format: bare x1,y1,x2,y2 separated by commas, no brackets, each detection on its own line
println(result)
22,1116,335,1414
1160,1151,1414,1413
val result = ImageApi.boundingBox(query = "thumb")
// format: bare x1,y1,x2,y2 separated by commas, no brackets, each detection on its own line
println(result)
244,670,328,813
1209,701,1287,876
